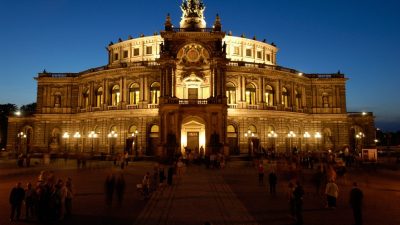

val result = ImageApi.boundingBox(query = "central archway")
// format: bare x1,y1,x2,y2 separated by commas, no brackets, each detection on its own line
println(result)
180,116,206,155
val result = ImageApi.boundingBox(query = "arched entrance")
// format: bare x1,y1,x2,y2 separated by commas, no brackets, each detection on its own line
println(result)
148,124,159,156
180,116,206,156
227,124,238,155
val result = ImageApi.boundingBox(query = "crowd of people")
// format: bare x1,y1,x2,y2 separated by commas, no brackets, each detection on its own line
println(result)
9,170,73,222
254,156,364,225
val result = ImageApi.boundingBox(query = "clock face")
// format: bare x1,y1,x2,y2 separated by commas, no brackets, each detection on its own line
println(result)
186,48,200,62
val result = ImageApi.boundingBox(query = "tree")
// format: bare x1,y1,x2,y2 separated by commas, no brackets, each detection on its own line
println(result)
20,103,37,116
0,104,18,148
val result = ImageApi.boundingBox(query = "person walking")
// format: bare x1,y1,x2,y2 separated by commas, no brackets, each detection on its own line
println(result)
258,163,265,185
104,173,116,206
65,177,73,217
115,173,126,207
287,182,296,219
9,182,25,222
325,179,339,208
293,181,305,225
350,182,363,225
142,172,151,199
268,170,278,195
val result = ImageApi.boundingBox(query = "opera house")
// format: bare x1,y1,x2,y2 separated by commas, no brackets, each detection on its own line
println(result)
8,0,375,158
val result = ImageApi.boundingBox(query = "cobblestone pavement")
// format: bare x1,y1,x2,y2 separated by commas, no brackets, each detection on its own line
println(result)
0,159,400,225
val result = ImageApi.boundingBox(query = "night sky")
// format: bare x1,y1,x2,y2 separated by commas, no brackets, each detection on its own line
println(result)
0,0,399,131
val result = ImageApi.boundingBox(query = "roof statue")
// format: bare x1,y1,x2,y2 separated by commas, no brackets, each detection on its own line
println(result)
180,0,206,30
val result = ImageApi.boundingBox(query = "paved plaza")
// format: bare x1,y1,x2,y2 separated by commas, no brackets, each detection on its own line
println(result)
1,158,400,225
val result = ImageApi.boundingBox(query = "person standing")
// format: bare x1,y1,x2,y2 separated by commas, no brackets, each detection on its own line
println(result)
24,182,36,220
142,172,151,199
258,163,264,185
325,179,339,208
9,182,25,221
268,170,278,195
350,182,363,225
293,181,304,225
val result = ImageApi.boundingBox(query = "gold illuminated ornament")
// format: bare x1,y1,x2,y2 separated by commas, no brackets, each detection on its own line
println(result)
187,48,200,62
180,0,206,29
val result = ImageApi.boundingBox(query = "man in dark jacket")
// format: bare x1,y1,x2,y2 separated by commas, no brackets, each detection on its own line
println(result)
9,182,25,221
268,170,278,195
350,182,363,225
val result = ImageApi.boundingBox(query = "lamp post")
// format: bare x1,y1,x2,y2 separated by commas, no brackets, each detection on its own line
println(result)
17,132,27,155
108,131,118,155
268,131,278,155
314,132,321,151
287,131,296,154
14,111,21,153
131,130,139,158
62,132,70,153
355,132,365,154
88,131,98,153
244,130,255,156
303,131,311,152
73,132,81,153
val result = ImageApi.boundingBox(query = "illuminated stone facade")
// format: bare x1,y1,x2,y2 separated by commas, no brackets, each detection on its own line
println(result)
7,0,375,157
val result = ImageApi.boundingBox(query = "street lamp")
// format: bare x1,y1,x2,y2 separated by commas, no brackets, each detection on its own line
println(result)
62,132,70,153
108,131,118,155
355,132,365,153
244,130,255,156
268,131,278,154
303,131,311,152
14,111,21,153
73,132,81,152
131,130,139,157
88,131,98,153
287,131,296,154
314,132,322,151
17,132,27,155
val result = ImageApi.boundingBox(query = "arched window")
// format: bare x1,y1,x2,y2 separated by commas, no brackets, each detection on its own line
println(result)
227,125,237,137
95,87,103,107
245,83,256,105
129,83,140,105
322,93,329,108
83,89,89,108
54,93,62,107
295,90,302,108
265,85,274,106
282,87,289,107
150,82,160,104
111,85,120,106
226,82,236,104
129,125,138,134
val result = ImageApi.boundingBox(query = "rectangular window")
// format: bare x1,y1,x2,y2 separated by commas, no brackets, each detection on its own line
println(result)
246,49,252,57
233,46,240,55
146,46,152,55
257,51,262,59
114,53,119,60
133,48,140,56
123,50,129,58
266,54,271,61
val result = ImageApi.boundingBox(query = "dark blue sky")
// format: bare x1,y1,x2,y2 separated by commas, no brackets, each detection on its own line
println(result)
0,0,399,131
